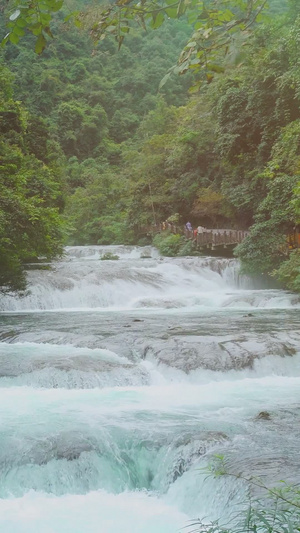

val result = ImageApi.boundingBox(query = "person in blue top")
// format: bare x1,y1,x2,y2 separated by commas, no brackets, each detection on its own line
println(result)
185,221,192,231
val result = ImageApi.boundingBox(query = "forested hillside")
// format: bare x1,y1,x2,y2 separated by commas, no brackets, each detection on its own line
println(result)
1,0,300,290
0,65,65,291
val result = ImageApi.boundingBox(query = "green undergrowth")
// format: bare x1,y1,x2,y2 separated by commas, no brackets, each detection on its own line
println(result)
273,250,300,292
100,252,119,260
186,456,300,533
152,232,197,257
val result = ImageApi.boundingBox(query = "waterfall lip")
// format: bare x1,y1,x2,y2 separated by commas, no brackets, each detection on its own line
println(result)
0,428,230,471
1,290,299,313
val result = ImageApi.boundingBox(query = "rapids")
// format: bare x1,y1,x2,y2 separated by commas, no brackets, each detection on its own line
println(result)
0,245,299,532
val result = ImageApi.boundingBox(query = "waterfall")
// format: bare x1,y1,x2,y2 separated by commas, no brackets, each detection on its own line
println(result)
0,246,297,312
0,246,299,532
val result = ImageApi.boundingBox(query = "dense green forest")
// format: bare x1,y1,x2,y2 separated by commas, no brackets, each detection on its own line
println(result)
1,0,300,291
0,64,65,291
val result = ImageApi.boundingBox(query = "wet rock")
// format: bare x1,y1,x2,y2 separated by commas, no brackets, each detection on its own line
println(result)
255,411,271,420
171,431,229,484
0,351,150,388
0,331,17,341
175,431,229,447
132,319,144,322
133,331,300,373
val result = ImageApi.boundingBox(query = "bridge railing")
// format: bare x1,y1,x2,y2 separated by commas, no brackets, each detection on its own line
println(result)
143,223,298,252
144,224,249,248
184,228,249,247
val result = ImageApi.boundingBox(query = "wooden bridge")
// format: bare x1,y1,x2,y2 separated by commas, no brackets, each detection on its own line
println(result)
146,224,249,251
142,223,299,253
185,228,249,250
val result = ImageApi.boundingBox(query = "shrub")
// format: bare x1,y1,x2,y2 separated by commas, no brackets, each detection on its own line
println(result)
152,232,182,256
273,250,300,292
178,238,197,256
100,252,119,260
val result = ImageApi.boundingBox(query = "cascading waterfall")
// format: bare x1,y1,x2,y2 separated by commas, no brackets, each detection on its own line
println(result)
0,246,299,532
0,246,297,312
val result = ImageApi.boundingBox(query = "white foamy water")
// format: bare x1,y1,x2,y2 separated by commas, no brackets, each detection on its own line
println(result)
0,491,190,533
0,246,299,532
0,246,298,312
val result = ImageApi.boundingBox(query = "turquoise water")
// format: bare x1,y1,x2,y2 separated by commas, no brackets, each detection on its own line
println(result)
0,247,299,532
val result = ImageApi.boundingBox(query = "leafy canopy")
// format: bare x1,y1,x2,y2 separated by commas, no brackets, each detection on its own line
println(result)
0,65,65,292
2,0,270,83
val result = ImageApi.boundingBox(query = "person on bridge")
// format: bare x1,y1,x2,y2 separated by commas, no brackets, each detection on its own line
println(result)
197,225,206,234
185,221,192,231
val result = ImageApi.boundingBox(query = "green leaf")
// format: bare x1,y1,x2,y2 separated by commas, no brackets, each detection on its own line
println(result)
1,33,11,47
194,21,204,30
223,9,235,21
165,7,177,18
43,26,54,38
9,32,20,45
185,41,196,48
117,35,124,49
176,0,185,17
158,71,172,89
178,60,189,73
106,25,117,32
35,33,46,54
13,26,25,37
188,12,197,24
52,0,63,12
40,13,52,25
207,63,225,73
151,12,164,29
188,84,201,93
199,9,209,19
16,18,28,28
203,27,213,39
31,25,43,36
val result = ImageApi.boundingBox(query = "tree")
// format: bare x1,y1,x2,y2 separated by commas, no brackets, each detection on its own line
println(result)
236,120,300,275
0,65,65,292
2,0,270,84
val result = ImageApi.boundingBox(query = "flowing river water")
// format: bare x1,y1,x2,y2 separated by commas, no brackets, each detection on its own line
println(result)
0,245,300,532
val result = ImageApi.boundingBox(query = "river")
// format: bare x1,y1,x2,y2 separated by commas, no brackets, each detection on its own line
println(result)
0,245,299,532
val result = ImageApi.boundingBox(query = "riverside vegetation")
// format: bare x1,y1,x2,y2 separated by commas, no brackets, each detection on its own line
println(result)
186,456,300,532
